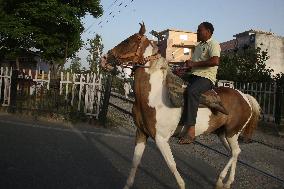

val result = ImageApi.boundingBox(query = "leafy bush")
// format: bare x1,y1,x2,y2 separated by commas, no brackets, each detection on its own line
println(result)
218,47,274,82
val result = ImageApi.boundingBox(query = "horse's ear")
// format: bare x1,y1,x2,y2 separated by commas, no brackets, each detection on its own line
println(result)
139,22,146,35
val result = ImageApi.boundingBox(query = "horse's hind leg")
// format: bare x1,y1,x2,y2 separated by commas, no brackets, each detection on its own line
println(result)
224,135,241,188
156,134,185,189
217,131,231,152
216,134,241,189
123,129,148,189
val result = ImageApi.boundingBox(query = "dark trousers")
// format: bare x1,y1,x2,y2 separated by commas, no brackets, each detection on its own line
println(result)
181,75,214,126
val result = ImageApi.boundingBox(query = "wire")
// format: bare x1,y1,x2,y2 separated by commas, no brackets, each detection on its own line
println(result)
84,0,120,33
105,0,119,11
84,0,136,33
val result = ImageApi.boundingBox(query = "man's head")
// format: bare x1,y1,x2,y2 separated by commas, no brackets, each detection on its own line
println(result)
197,22,214,42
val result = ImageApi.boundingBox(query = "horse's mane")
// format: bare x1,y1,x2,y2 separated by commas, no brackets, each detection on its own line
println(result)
146,40,169,79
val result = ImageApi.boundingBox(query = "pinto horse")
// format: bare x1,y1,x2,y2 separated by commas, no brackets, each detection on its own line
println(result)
101,23,261,189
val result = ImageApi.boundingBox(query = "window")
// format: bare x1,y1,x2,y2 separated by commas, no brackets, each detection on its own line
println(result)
184,48,190,55
180,34,188,41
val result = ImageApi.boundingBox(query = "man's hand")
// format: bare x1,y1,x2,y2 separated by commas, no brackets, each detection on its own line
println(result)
185,60,194,69
173,63,191,77
174,67,186,77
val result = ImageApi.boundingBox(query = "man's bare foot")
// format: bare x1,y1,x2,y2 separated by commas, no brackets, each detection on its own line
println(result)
178,126,195,144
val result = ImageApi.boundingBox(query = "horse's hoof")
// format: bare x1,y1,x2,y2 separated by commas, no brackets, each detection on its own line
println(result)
179,183,185,189
223,183,231,189
215,181,224,189
123,183,131,189
215,186,223,189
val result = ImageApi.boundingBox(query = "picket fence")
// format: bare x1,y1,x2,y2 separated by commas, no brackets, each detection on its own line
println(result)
0,67,103,119
0,67,12,106
1,68,283,124
60,71,103,118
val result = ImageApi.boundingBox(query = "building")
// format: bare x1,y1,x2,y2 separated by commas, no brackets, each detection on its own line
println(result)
155,29,197,64
0,54,50,72
220,30,284,75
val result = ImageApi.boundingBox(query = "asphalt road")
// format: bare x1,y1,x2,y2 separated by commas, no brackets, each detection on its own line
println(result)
0,118,219,189
0,117,283,189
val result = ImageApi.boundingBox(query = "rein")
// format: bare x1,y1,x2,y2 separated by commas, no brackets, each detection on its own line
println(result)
109,34,167,75
122,54,166,69
122,54,167,77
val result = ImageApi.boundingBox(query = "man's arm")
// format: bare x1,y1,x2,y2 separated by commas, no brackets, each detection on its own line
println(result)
186,56,219,68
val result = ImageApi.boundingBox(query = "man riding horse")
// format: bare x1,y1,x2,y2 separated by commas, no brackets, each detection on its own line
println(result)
178,22,221,144
101,22,260,189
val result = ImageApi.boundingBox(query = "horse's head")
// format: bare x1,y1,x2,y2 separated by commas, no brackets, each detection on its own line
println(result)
101,22,160,71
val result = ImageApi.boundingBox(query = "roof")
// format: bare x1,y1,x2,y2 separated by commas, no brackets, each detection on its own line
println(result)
234,29,275,37
172,40,196,48
159,29,196,35
220,39,237,51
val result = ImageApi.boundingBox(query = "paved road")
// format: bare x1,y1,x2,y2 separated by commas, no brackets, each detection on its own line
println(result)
0,117,283,189
0,118,219,189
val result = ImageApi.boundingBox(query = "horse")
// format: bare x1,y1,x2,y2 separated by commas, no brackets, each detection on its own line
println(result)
100,23,261,189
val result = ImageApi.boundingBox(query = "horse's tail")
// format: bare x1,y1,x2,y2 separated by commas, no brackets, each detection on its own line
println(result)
242,94,261,141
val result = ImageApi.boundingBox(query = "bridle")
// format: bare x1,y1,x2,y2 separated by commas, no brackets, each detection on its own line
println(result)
117,35,148,60
108,34,162,69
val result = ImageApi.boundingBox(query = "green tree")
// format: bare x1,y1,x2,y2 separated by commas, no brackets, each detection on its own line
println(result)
217,47,274,82
274,72,284,84
86,34,104,73
68,57,82,73
0,0,103,69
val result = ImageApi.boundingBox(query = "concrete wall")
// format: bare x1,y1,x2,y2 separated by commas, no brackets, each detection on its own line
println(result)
167,31,196,63
255,34,284,75
158,30,197,63
221,31,284,75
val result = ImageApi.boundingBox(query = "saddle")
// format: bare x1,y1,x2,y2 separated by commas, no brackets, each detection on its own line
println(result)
166,70,229,115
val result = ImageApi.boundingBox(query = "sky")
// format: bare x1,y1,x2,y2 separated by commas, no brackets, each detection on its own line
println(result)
76,0,284,68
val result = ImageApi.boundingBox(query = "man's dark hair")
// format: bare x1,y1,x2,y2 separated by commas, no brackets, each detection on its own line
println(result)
201,22,214,34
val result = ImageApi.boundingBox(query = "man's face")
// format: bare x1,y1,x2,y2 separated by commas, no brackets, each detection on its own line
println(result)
197,24,211,42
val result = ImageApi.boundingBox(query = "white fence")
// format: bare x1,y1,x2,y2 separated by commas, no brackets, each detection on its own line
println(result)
1,68,282,123
0,67,103,119
60,71,102,118
234,82,283,123
217,80,235,88
18,69,51,95
0,67,12,106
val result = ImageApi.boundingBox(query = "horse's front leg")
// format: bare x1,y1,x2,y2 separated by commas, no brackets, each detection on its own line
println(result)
155,134,185,189
123,129,148,189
